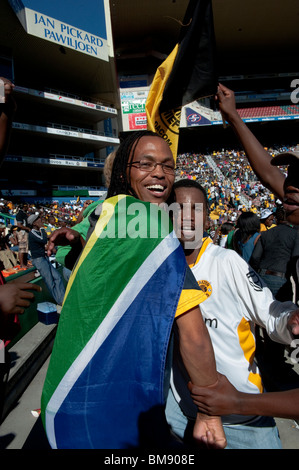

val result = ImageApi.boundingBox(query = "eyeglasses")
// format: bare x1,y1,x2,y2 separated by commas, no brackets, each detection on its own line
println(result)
127,160,175,175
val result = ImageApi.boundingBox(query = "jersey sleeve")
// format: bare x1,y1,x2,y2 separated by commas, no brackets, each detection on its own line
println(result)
175,265,208,318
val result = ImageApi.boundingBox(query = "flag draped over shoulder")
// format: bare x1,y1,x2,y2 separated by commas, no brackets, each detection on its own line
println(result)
41,195,205,449
146,0,218,161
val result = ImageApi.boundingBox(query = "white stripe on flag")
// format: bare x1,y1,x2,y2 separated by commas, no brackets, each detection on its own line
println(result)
46,232,180,448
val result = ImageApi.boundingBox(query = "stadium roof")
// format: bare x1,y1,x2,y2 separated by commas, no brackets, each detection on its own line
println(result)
111,0,299,76
1,0,298,102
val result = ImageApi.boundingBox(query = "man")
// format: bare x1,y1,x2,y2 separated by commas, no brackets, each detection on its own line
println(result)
250,205,299,392
41,131,226,449
15,204,30,269
27,214,65,306
166,178,299,448
188,84,299,423
259,209,276,232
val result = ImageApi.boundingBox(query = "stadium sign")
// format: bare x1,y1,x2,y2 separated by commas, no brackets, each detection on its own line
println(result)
8,0,109,61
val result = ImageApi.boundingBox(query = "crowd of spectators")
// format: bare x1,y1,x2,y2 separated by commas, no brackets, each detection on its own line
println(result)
0,199,91,272
175,144,293,228
0,143,295,268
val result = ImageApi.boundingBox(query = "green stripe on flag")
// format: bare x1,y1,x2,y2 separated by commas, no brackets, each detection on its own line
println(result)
41,196,174,419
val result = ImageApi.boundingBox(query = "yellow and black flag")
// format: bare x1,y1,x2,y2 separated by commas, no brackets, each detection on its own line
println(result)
146,0,218,162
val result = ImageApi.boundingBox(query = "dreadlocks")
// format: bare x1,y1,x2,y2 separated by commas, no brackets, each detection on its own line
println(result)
107,130,163,198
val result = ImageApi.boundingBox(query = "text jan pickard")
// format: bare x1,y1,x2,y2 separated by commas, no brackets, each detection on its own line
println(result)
27,10,108,60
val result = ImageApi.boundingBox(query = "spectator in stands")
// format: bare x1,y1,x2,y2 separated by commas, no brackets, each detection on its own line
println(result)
27,214,65,307
15,204,30,269
260,209,276,232
0,236,17,271
251,206,299,301
218,221,235,248
44,215,58,238
232,212,261,263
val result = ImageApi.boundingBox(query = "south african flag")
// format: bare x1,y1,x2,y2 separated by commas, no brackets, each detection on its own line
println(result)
41,195,205,448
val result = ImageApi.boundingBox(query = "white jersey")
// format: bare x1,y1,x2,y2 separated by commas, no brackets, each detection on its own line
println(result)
171,237,297,424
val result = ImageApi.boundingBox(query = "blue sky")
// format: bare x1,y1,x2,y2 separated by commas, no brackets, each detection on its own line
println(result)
20,0,107,38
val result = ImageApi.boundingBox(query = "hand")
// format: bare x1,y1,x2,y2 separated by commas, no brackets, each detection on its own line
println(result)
47,227,81,256
0,77,16,112
188,374,241,416
288,310,299,336
0,282,42,316
193,413,227,449
83,200,92,209
215,83,239,123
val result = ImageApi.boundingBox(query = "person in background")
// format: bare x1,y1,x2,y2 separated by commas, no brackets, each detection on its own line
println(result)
232,211,261,263
28,214,65,307
218,221,235,248
15,204,30,269
260,209,276,232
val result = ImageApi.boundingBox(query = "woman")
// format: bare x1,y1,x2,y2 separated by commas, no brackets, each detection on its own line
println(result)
233,211,261,263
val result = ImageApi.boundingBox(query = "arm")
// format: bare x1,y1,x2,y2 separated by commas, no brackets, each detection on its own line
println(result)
188,373,299,420
0,77,16,167
46,227,84,257
229,249,297,344
216,83,285,200
175,306,227,449
0,282,42,337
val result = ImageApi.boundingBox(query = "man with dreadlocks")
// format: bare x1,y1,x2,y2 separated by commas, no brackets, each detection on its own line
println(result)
42,130,226,449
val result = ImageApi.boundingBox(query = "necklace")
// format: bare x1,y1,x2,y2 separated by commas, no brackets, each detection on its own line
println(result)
31,228,44,240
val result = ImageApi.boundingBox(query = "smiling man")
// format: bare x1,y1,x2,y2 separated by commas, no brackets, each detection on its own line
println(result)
41,130,226,449
166,179,299,449
126,135,176,204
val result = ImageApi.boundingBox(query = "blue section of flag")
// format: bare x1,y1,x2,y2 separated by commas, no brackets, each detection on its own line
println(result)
51,245,186,449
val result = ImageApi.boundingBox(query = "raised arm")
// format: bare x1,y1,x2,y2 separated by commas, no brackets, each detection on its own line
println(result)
216,83,285,200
